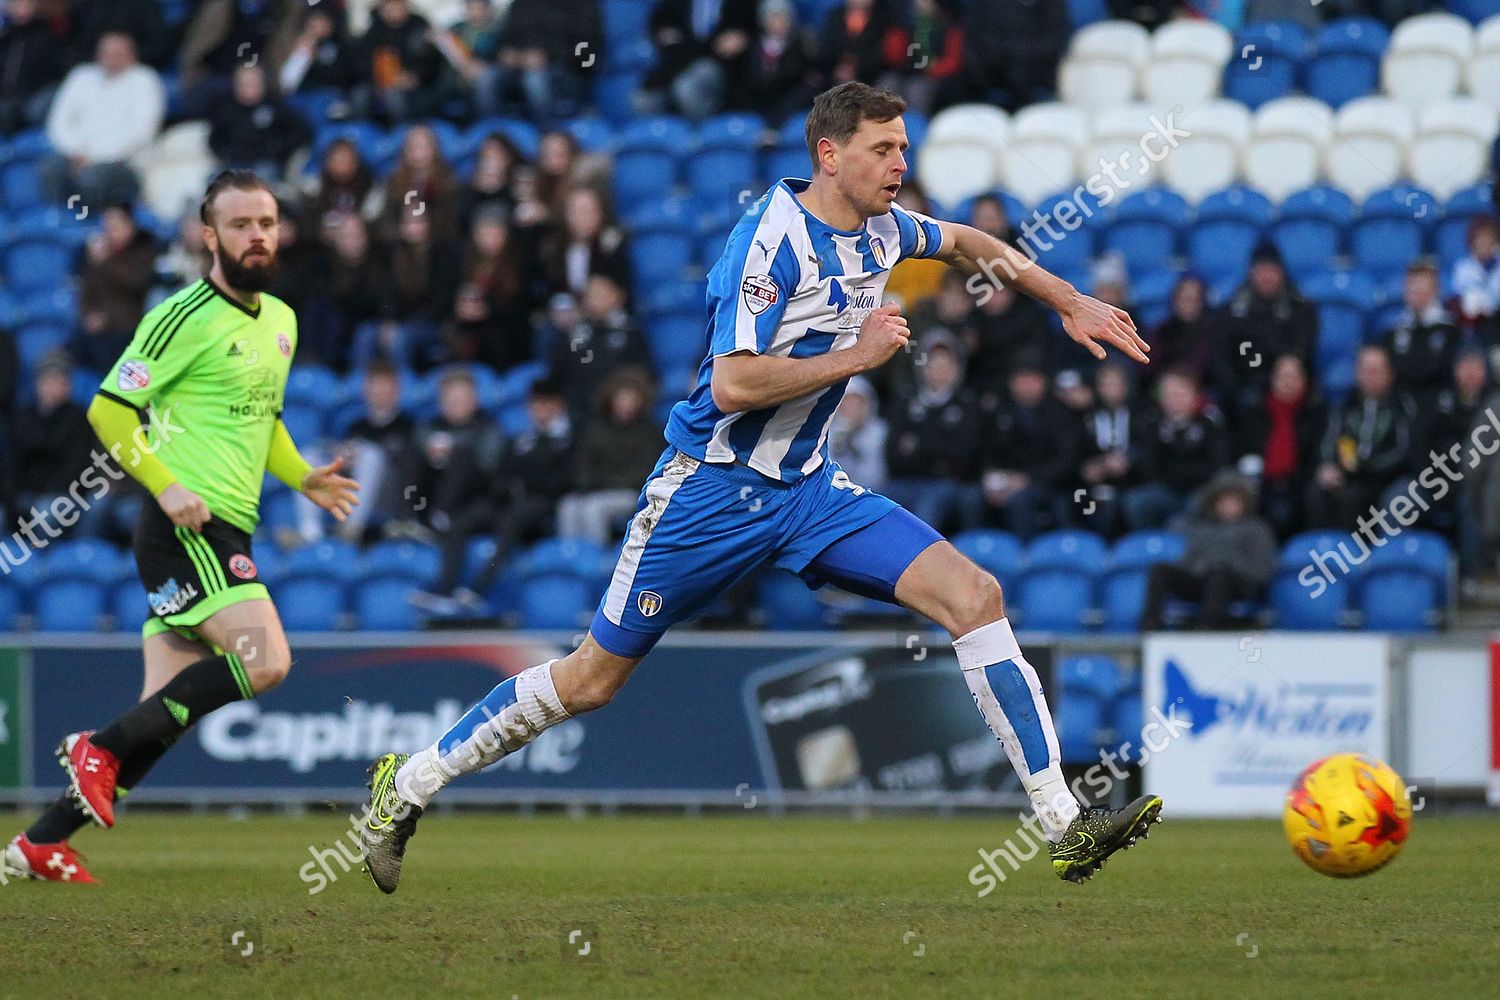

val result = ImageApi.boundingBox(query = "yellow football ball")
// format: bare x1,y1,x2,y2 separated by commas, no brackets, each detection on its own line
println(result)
1283,753,1412,878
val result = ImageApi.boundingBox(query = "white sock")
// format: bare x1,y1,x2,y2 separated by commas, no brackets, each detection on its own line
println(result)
395,660,570,808
955,618,1079,841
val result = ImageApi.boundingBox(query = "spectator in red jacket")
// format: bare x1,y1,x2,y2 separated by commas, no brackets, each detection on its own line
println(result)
879,0,963,114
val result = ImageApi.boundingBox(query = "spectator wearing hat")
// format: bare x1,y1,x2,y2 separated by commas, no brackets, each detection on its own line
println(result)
979,355,1082,539
1140,473,1278,631
558,367,662,546
1380,260,1462,403
1123,367,1229,530
883,332,983,535
1210,241,1319,427
828,375,888,493
1307,344,1417,530
74,204,157,373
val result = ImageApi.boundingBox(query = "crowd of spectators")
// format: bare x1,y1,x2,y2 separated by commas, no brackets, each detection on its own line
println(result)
1,0,1499,623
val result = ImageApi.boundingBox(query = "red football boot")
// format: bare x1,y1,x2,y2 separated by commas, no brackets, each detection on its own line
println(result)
3,835,99,884
57,732,120,829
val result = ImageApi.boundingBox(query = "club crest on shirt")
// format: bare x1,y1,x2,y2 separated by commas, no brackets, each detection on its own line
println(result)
228,554,257,580
637,590,664,617
869,234,889,268
741,274,778,315
276,332,292,357
117,360,150,391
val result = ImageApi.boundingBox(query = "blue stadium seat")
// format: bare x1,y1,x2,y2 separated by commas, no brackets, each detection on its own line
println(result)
1103,188,1191,277
1130,269,1181,328
34,579,104,631
1224,21,1309,109
5,236,75,292
353,574,424,630
952,529,1025,582
249,544,282,587
307,121,385,175
1271,532,1359,629
1026,190,1103,274
520,537,611,583
1447,0,1500,24
1015,569,1096,632
1,127,51,162
1306,18,1390,108
763,144,808,183
620,192,692,231
604,38,656,74
1100,531,1183,631
277,575,347,630
361,539,443,588
16,321,70,374
38,540,127,584
1270,185,1355,274
629,224,695,291
698,113,766,150
283,88,342,125
21,286,77,325
465,117,540,160
638,275,705,320
1057,690,1107,764
1365,530,1451,603
279,404,325,447
112,584,146,632
603,0,653,44
594,71,644,122
1026,530,1109,571
1358,567,1439,631
647,313,708,373
1304,269,1377,398
285,539,363,584
1435,183,1492,273
563,116,615,153
284,365,346,409
1111,681,1145,763
517,572,595,629
1,160,44,210
1188,186,1274,284
1352,185,1436,282
0,580,21,630
687,148,760,204
1060,654,1121,701
757,570,828,629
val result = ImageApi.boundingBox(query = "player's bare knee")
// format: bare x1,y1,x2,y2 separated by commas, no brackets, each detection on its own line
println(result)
951,571,1005,636
246,642,293,693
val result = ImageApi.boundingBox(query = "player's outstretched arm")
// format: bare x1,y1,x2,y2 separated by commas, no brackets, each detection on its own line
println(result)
712,303,910,412
267,419,360,522
87,393,211,531
931,221,1150,364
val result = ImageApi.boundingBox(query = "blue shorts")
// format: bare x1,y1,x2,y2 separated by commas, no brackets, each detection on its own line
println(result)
590,448,942,657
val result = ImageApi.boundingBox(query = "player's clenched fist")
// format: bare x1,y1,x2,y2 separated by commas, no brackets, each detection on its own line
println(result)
156,482,211,532
853,302,909,370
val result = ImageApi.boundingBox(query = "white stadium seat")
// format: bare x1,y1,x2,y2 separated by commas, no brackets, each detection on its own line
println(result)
918,105,1009,206
1160,99,1249,203
1326,97,1416,201
1143,19,1232,107
130,121,217,221
1001,103,1089,205
1059,20,1151,110
1079,104,1170,189
1381,12,1474,109
1408,98,1499,199
1464,15,1500,113
1242,98,1334,201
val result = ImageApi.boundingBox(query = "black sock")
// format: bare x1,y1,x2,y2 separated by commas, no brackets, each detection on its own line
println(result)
26,796,90,844
92,655,249,759
116,732,183,791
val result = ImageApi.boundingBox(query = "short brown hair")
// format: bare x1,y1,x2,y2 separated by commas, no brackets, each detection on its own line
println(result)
804,82,907,170
1406,258,1439,281
200,169,276,225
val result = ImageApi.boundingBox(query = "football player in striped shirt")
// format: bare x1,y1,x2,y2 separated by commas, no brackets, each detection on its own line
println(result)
362,84,1160,891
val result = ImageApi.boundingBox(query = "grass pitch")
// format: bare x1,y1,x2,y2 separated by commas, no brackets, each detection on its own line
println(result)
2,811,1496,999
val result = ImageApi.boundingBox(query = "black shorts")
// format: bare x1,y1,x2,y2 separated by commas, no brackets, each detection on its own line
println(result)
132,501,268,639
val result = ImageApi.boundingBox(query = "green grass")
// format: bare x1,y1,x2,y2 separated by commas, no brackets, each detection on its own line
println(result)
3,811,1497,999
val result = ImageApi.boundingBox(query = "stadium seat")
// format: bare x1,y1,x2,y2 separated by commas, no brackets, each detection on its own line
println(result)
16,321,70,374
1187,185,1273,284
1453,1,1500,24
687,145,760,204
1359,567,1440,631
951,529,1025,582
1381,12,1473,108
0,580,21,630
111,584,146,632
1057,689,1108,764
1304,269,1377,398
1129,268,1180,327
1408,99,1498,199
1435,182,1493,272
1143,19,1232,107
285,539,363,584
1000,103,1088,207
279,404,325,448
1103,188,1190,278
562,116,615,154
1060,654,1121,701
5,236,75,293
1327,97,1414,203
1351,184,1438,282
1100,531,1183,631
1270,185,1355,274
1161,100,1250,203
1365,530,1452,604
757,570,828,629
1057,20,1150,110
1111,679,1145,763
1465,14,1500,111
33,579,105,631
521,537,611,583
284,365,346,409
1015,531,1106,633
360,539,443,588
1271,532,1359,629
1242,97,1333,202
602,0,652,45
918,104,1009,206
1080,103,1169,190
613,116,694,204
1026,190,1099,273
517,572,596,629
1307,18,1390,108
277,574,348,630
466,117,540,160
1223,21,1309,109
1,159,44,210
37,540,127,584
647,313,708,373
353,574,425,631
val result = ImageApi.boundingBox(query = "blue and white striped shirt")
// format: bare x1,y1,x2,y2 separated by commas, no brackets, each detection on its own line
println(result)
664,178,945,483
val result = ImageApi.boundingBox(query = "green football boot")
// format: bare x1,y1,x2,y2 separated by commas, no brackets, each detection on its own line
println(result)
1050,794,1163,883
361,753,423,895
